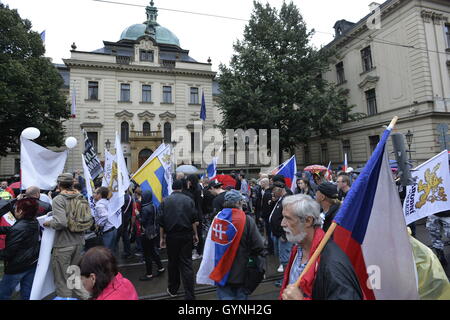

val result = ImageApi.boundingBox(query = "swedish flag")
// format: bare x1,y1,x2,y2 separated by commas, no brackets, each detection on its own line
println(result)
132,144,172,207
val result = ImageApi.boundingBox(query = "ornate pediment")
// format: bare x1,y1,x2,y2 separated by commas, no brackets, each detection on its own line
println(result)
138,111,156,120
115,110,134,119
159,111,176,121
358,76,379,89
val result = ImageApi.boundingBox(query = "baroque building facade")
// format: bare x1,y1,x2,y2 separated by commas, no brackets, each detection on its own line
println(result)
0,2,221,177
296,0,450,169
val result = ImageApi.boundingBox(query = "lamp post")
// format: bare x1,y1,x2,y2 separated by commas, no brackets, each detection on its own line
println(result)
405,130,413,160
105,139,111,151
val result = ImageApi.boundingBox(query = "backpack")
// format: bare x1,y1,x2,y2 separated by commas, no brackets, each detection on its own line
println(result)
66,194,94,233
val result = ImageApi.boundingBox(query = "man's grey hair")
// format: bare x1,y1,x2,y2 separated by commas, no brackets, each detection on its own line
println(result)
282,194,322,227
259,178,269,186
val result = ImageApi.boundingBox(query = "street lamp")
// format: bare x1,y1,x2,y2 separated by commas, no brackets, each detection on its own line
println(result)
105,139,111,151
405,130,413,160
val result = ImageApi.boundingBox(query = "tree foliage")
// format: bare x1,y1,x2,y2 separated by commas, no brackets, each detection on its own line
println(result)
218,1,364,156
0,4,70,156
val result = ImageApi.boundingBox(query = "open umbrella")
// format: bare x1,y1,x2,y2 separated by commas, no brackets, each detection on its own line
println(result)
303,165,328,174
9,182,20,189
176,165,201,175
214,175,237,189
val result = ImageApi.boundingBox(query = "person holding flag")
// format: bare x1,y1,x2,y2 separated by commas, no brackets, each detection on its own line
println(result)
280,194,362,300
197,190,264,300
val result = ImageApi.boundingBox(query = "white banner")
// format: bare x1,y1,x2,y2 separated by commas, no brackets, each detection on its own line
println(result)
20,137,68,190
403,150,450,225
30,214,56,300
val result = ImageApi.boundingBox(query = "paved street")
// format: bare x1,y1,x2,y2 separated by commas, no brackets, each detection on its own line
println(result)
114,218,449,300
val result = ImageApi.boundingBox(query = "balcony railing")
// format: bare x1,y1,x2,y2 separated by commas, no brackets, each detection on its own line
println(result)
116,55,134,65
161,60,176,69
130,130,162,138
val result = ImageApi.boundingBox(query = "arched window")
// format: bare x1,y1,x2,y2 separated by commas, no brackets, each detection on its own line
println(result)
164,122,172,143
138,148,153,168
143,122,151,136
121,121,129,143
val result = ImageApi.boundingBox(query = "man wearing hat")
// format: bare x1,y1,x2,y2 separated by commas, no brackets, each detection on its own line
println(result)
197,189,264,300
207,180,226,216
43,173,90,299
315,182,341,232
158,179,199,300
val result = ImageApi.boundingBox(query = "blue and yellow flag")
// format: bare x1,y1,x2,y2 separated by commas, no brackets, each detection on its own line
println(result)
132,144,173,207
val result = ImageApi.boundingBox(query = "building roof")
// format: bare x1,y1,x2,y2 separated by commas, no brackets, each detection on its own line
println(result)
120,23,180,47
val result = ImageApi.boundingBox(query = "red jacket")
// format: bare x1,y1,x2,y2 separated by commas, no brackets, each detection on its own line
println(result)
95,272,139,300
279,228,325,300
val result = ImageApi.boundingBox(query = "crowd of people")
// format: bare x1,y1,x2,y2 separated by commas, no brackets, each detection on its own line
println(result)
0,163,448,300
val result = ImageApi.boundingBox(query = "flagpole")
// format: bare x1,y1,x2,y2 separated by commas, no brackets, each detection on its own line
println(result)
293,116,399,289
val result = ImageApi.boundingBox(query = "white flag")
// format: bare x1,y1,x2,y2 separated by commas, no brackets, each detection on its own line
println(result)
20,137,68,190
403,150,450,225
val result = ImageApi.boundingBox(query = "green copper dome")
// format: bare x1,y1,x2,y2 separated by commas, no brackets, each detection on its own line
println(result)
120,23,180,47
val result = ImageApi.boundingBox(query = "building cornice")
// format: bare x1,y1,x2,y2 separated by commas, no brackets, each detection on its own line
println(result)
63,59,216,78
115,110,134,119
159,111,176,121
138,111,156,120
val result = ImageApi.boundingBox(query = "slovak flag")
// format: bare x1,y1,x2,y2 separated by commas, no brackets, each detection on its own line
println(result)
276,155,297,192
332,125,419,299
196,208,246,286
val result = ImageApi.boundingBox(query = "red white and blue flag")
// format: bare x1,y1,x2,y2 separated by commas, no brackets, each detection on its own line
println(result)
275,155,297,192
332,125,419,299
196,208,246,286
343,153,348,173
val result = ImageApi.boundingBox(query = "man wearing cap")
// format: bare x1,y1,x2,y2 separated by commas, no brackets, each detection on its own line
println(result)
315,182,341,232
42,173,89,299
197,189,265,300
158,180,199,300
208,180,226,216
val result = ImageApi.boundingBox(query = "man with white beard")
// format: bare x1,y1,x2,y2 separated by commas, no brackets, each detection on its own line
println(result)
279,194,362,300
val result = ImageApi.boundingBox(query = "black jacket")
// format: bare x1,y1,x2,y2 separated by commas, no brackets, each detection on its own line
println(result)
140,191,157,235
269,197,285,238
322,203,341,232
260,189,273,220
226,214,265,286
212,191,226,216
184,188,203,223
312,240,363,300
158,191,197,234
0,219,40,274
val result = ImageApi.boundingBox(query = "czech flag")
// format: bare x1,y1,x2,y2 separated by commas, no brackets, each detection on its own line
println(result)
343,153,348,173
205,157,218,180
332,126,419,299
276,155,297,192
196,208,246,286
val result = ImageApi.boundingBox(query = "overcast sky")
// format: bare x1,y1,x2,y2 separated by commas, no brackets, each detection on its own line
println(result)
3,0,377,71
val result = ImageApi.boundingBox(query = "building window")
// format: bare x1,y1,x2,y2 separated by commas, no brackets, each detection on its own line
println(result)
336,62,345,84
369,135,380,154
142,85,152,102
88,81,99,100
361,46,374,72
190,87,199,104
143,122,151,136
120,83,131,102
342,139,351,162
445,24,450,49
86,132,98,153
320,143,329,164
365,89,378,116
163,86,172,103
140,50,154,62
121,121,129,143
164,122,172,143
304,144,310,164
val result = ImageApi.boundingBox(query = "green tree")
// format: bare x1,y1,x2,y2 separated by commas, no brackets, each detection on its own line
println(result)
218,1,363,158
0,4,70,156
